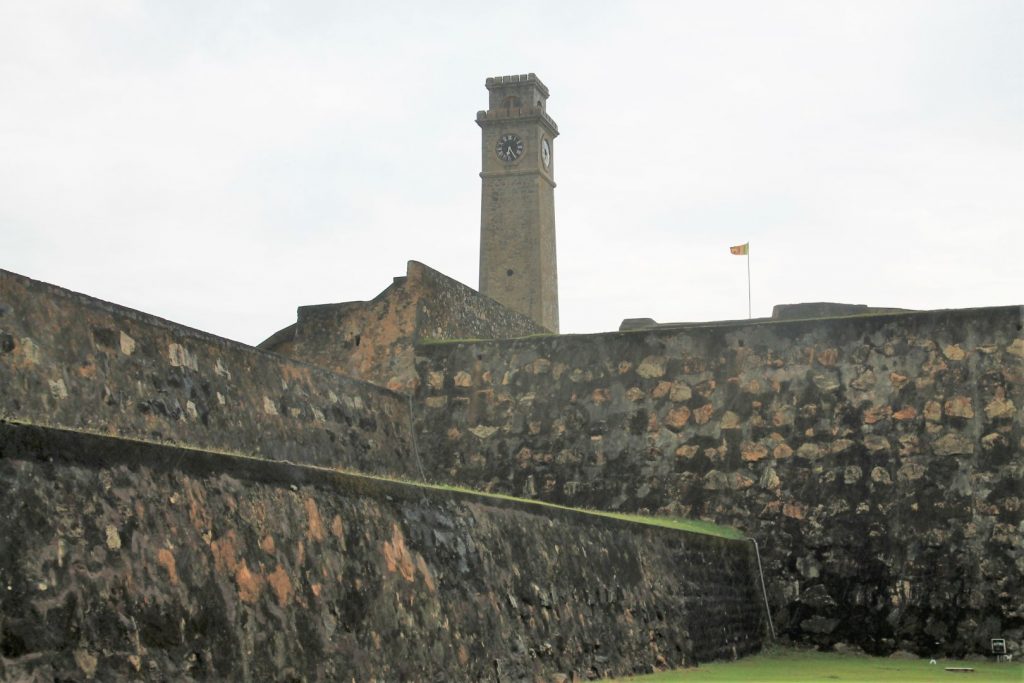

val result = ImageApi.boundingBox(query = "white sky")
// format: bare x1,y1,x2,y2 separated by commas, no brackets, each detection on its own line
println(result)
2,1,1021,344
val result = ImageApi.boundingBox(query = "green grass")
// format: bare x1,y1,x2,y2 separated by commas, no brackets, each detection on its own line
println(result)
614,648,1023,682
407,479,746,539
3,418,745,540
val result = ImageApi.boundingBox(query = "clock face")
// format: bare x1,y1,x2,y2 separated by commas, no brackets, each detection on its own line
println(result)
540,138,551,168
496,133,524,162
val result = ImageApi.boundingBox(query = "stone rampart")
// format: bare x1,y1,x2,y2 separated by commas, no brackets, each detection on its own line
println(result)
0,421,766,681
0,269,414,475
260,261,546,391
414,307,1024,656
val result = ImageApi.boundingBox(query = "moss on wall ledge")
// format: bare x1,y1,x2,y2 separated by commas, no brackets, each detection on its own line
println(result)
0,421,766,680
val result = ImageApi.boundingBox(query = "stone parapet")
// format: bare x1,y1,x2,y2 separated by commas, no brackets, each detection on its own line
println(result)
259,261,546,392
486,73,550,96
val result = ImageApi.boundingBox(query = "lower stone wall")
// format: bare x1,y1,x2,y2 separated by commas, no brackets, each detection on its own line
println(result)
0,422,765,681
413,307,1024,656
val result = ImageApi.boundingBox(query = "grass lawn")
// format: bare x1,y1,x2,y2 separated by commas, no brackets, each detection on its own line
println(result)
614,648,1023,682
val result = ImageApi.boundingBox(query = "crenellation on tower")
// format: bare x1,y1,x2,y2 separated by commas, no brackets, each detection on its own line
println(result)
484,72,550,110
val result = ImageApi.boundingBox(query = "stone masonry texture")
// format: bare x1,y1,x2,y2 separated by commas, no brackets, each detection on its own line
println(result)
414,306,1024,657
4,262,1021,671
0,269,767,679
0,269,414,476
0,422,765,681
260,261,546,392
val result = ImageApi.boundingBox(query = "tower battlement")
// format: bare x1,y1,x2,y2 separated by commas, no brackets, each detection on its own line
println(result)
485,72,549,96
484,73,551,113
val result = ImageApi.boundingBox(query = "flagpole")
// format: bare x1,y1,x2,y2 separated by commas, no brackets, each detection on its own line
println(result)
747,247,751,319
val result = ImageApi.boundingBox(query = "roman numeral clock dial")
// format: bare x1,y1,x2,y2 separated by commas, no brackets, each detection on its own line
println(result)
496,133,524,162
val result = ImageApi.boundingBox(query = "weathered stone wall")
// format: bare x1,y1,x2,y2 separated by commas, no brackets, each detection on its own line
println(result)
0,269,414,475
260,261,546,391
0,422,766,681
414,307,1024,656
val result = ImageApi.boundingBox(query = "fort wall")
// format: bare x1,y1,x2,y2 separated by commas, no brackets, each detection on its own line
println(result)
0,269,414,475
0,422,765,681
260,261,546,391
414,306,1024,656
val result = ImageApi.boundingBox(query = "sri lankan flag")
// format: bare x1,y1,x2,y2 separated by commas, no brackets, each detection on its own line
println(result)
730,242,749,256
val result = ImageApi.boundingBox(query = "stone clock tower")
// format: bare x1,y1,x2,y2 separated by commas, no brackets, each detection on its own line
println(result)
477,73,559,333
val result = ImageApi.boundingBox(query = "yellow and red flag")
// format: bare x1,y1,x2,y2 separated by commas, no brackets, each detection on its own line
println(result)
730,242,749,256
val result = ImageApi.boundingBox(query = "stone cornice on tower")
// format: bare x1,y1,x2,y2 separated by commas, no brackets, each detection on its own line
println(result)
475,107,559,136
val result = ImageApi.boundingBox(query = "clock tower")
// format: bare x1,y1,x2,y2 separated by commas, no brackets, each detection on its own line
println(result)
477,73,559,333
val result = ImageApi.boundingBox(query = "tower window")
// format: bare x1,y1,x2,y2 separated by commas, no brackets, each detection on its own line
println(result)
507,269,514,277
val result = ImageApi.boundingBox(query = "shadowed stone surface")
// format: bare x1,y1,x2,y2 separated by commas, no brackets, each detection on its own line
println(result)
0,422,765,681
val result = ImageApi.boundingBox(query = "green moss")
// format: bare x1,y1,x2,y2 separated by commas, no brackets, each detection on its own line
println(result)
417,331,557,346
403,479,745,539
615,648,1024,682
4,418,744,540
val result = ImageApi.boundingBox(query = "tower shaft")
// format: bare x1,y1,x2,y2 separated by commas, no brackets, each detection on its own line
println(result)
477,73,559,333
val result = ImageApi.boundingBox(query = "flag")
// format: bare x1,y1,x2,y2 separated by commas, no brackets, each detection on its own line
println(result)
730,243,749,256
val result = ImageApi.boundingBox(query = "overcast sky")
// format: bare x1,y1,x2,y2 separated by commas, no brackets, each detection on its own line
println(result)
2,1,1021,344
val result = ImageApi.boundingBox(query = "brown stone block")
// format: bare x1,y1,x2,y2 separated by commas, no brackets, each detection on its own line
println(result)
796,443,823,460
943,396,974,419
669,382,693,402
870,467,892,485
897,462,926,481
864,435,890,454
637,356,667,378
889,371,909,386
528,358,551,374
675,444,699,458
863,405,892,425
783,502,806,519
741,443,769,462
730,472,755,489
980,432,1008,451
773,443,794,459
830,439,855,454
772,407,795,427
651,381,672,399
984,394,1016,420
932,433,973,456
897,435,921,456
816,348,840,366
942,344,967,361
693,404,714,425
721,411,741,429
893,406,918,421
